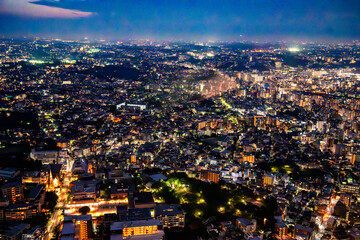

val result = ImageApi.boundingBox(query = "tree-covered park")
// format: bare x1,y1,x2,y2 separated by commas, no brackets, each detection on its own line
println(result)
149,172,278,231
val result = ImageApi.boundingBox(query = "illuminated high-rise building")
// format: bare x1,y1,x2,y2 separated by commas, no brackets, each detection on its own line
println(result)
155,204,185,228
62,215,93,240
79,217,92,240
1,182,24,204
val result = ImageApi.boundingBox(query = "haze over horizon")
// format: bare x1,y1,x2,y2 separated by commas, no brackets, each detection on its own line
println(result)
0,0,359,42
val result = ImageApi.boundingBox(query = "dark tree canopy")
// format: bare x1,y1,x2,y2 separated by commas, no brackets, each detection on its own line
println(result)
79,206,90,215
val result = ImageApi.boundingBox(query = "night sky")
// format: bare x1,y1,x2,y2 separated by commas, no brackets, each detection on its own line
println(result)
0,0,359,41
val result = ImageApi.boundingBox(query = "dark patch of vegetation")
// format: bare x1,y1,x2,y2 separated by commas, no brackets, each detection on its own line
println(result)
0,111,39,130
78,65,139,80
151,172,277,232
0,143,42,171
282,54,308,67
44,191,58,213
79,206,91,215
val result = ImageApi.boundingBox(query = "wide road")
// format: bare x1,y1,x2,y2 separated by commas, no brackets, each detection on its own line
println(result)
45,159,74,240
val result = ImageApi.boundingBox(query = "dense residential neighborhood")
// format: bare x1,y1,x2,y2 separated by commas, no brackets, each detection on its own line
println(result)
0,39,359,239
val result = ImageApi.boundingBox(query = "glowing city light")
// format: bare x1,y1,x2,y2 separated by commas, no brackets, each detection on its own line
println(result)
288,47,300,52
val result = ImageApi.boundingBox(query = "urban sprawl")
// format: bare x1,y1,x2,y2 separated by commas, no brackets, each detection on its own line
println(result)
0,39,360,240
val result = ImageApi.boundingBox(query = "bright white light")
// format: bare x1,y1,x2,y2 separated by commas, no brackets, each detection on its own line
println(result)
288,47,300,52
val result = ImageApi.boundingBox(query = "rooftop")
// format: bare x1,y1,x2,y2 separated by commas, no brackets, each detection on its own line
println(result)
110,219,162,231
155,204,184,216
